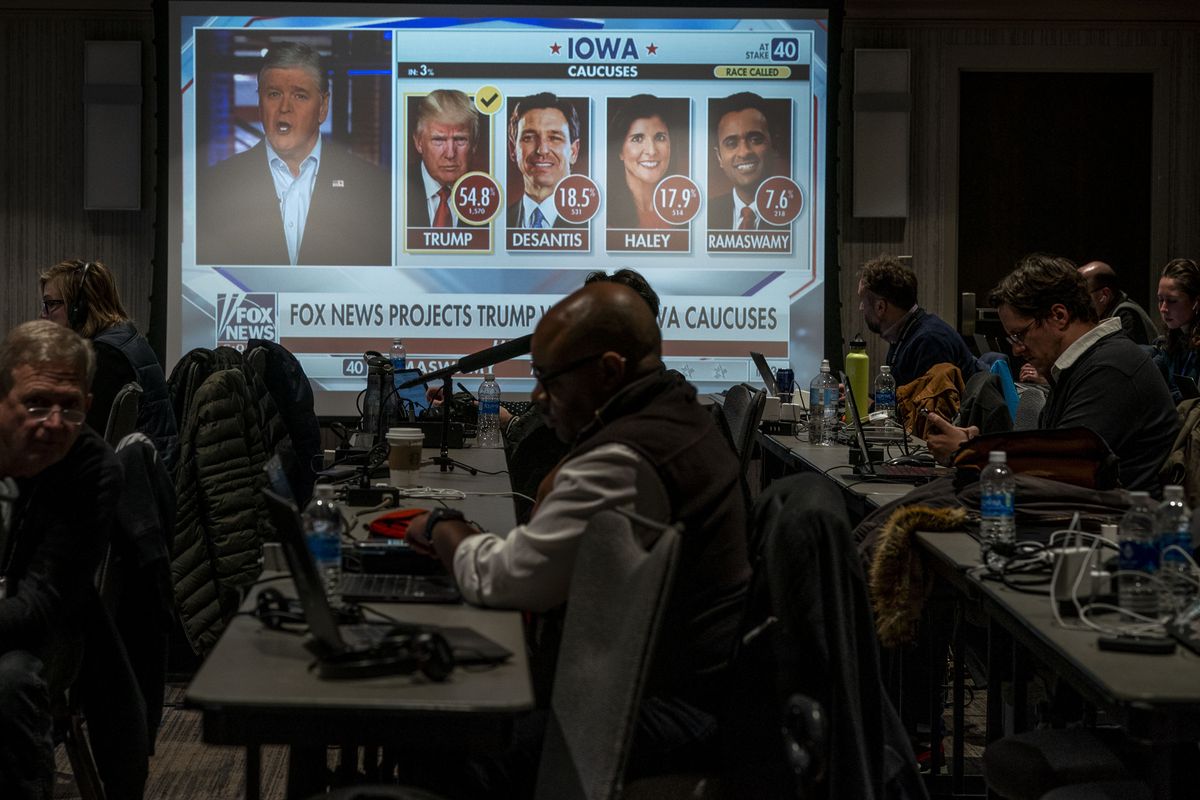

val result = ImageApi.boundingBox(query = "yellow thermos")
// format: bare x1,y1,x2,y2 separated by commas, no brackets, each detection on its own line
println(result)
845,333,870,421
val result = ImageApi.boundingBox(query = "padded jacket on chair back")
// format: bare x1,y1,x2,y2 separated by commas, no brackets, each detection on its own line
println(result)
245,339,322,505
169,366,269,654
726,473,928,800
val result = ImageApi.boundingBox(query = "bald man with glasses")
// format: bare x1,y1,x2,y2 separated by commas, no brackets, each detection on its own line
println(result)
403,282,750,796
924,254,1177,491
0,321,124,798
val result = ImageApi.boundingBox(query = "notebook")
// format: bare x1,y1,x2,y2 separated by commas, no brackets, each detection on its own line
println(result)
261,488,510,666
841,371,954,483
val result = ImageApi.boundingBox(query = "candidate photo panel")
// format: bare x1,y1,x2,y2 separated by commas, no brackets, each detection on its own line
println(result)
403,89,496,254
194,29,393,267
605,94,695,254
504,92,594,253
706,92,794,232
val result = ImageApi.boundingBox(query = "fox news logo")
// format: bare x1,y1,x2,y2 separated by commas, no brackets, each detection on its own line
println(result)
216,292,277,350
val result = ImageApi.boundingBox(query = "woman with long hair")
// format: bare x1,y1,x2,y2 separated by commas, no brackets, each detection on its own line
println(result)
40,259,178,467
1154,257,1200,403
607,95,676,230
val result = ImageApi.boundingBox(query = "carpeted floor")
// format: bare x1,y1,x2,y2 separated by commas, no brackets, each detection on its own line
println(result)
54,685,290,800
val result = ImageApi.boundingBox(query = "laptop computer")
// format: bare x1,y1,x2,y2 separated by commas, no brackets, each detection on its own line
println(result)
841,371,954,483
261,489,511,666
749,351,780,396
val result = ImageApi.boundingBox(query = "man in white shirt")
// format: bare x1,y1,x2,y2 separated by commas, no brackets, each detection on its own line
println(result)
407,89,481,229
406,282,749,794
707,91,778,231
505,92,584,229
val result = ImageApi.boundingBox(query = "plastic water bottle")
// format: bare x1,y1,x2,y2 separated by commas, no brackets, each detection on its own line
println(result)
845,334,869,422
1118,491,1160,621
477,372,502,448
302,484,344,605
1157,485,1193,616
874,365,897,422
808,360,838,446
979,450,1015,568
390,337,407,372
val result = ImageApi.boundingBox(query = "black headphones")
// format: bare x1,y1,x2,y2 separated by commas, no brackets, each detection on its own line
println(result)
253,588,455,682
254,586,309,628
67,261,92,330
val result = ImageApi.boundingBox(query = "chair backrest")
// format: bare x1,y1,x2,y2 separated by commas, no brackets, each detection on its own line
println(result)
103,382,143,448
1014,384,1048,431
727,473,924,800
722,384,767,475
534,509,681,800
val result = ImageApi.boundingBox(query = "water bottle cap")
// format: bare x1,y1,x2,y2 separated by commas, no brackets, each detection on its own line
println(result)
988,450,1006,463
820,359,830,372
1163,485,1184,500
392,337,403,344
484,372,495,380
1128,491,1151,500
880,365,891,374
849,333,866,349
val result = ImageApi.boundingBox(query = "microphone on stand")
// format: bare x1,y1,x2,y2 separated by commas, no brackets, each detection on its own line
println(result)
395,334,533,473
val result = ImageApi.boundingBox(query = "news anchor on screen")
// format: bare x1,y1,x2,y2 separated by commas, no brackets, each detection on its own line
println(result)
407,89,485,229
707,91,780,231
607,94,686,230
196,41,390,266
506,92,584,229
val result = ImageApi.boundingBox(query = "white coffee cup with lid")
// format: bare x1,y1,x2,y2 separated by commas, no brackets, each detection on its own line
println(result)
385,427,424,487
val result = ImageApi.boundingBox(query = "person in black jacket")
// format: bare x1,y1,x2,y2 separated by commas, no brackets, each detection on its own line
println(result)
0,321,123,798
40,259,178,468
925,254,1178,491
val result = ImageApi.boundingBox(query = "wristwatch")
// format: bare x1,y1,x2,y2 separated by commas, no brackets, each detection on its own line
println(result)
424,507,467,543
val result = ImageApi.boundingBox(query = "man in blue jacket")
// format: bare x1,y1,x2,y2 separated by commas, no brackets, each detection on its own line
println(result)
858,254,983,387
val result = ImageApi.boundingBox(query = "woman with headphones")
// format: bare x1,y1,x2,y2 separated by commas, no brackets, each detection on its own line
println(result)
40,259,178,468
1153,257,1200,403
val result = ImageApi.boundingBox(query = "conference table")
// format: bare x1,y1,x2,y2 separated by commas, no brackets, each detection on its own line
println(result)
757,429,918,519
756,430,1200,799
918,530,1200,799
185,446,534,800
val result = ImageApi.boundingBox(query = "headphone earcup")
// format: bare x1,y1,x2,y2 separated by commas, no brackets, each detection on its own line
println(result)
68,262,91,329
254,587,305,629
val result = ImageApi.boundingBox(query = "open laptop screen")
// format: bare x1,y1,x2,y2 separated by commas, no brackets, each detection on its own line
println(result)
750,351,780,396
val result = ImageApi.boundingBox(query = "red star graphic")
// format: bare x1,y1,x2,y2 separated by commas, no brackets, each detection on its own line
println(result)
646,43,658,55
550,42,561,54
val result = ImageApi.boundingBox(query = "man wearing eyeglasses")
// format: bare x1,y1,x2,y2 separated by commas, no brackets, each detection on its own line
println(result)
858,255,983,388
404,282,750,795
925,254,1178,491
0,321,123,797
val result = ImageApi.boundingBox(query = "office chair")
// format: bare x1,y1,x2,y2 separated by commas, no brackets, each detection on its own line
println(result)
721,384,767,477
317,509,681,800
103,382,142,447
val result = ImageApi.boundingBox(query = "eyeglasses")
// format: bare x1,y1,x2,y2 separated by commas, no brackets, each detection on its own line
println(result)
531,353,607,391
41,299,64,315
1005,318,1041,346
26,405,86,425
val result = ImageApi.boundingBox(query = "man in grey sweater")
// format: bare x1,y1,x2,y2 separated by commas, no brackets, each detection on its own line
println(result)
926,253,1177,491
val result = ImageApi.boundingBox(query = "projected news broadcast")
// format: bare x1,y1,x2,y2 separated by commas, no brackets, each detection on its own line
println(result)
169,5,831,416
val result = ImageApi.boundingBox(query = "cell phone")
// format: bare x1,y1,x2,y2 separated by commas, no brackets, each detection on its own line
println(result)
1097,635,1177,655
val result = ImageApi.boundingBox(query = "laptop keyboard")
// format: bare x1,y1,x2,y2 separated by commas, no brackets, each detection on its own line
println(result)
340,573,460,603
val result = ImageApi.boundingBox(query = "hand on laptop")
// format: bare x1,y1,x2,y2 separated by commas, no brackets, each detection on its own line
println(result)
923,411,978,465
